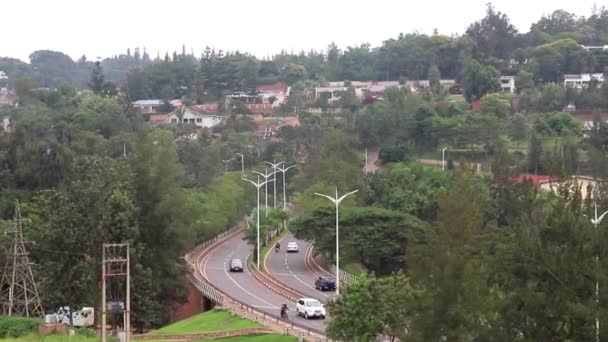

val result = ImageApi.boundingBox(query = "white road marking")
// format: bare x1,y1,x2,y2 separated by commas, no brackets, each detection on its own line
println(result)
223,253,279,309
285,252,330,299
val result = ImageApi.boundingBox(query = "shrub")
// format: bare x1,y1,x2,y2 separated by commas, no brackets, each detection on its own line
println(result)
0,315,42,338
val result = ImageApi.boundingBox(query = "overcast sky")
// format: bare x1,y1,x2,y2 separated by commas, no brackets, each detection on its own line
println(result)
2,0,604,62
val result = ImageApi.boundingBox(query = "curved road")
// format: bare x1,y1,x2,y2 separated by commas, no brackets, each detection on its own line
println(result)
266,233,337,303
199,231,327,332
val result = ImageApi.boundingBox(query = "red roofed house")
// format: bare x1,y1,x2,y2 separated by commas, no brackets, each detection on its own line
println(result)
245,103,274,115
148,114,169,126
190,104,219,114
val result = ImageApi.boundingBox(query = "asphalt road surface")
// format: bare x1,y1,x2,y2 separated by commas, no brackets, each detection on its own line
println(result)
267,233,337,303
200,231,327,332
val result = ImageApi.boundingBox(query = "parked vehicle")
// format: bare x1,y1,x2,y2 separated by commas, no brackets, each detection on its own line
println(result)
314,276,336,291
295,298,325,319
229,258,243,272
286,242,299,253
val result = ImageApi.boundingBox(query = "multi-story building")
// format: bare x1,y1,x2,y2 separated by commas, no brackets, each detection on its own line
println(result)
563,73,605,89
499,76,516,93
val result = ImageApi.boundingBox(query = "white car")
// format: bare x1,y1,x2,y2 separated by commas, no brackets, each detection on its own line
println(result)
296,298,325,319
286,242,299,253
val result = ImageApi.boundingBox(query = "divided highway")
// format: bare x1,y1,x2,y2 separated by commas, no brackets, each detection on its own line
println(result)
265,233,337,303
196,230,327,332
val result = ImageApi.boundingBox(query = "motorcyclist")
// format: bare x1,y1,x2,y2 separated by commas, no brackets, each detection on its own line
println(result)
275,242,280,252
280,304,288,318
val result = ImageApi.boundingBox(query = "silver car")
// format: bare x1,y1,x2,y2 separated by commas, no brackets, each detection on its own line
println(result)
229,258,243,272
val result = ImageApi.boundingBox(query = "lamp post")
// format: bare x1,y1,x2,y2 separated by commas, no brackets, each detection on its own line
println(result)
314,188,359,295
222,158,235,174
442,147,448,171
364,148,368,174
252,169,276,216
590,203,608,342
265,161,284,208
242,176,270,269
277,164,297,211
235,153,244,174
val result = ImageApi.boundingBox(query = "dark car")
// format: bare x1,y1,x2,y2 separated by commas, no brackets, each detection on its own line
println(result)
229,258,243,272
314,276,336,291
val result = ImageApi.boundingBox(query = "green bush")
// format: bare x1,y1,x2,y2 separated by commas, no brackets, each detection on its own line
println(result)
0,315,42,338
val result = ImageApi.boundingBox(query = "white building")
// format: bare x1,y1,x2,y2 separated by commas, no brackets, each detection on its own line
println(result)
580,45,608,52
166,107,225,128
314,86,347,104
0,71,8,94
563,73,604,89
500,76,516,93
133,99,183,114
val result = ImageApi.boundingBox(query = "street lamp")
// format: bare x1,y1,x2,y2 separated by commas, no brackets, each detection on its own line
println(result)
276,164,297,211
314,188,358,295
265,161,284,208
442,147,448,171
222,157,235,174
364,148,368,174
235,153,244,174
590,203,608,342
252,169,276,216
242,176,270,269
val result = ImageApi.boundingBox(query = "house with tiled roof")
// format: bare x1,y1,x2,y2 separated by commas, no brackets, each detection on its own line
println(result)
166,107,225,128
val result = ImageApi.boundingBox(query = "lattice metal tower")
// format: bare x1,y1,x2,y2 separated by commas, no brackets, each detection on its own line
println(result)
0,201,43,317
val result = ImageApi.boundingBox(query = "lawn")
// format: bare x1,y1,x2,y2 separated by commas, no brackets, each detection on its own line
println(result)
143,334,296,342
205,334,296,341
0,333,100,341
149,310,261,335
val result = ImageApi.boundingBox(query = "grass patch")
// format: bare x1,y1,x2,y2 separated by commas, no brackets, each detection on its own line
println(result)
148,310,260,335
205,334,297,341
0,332,102,342
142,334,296,342
260,228,290,268
0,315,42,339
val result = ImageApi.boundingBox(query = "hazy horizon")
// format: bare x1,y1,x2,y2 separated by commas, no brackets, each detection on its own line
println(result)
2,0,604,63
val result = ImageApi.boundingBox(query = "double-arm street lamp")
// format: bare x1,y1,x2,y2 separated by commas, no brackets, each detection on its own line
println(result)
314,188,358,295
222,157,235,174
277,164,297,211
252,169,276,216
265,161,284,208
241,176,271,269
590,203,608,342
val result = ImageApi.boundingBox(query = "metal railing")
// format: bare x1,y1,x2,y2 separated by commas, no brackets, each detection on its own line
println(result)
329,265,358,285
187,274,224,304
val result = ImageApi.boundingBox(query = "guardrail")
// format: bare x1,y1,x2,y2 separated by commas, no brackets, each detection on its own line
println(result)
186,273,224,304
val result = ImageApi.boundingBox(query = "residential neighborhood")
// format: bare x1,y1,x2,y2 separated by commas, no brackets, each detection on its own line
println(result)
1,2,608,342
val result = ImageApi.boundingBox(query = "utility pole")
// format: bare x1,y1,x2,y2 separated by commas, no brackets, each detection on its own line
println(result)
0,201,43,318
101,243,130,342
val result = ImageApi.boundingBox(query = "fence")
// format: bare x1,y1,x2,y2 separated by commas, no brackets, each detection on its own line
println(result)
329,266,358,285
186,274,224,304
